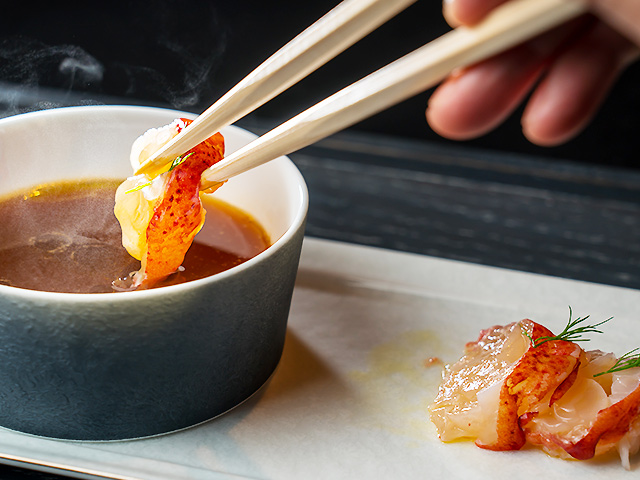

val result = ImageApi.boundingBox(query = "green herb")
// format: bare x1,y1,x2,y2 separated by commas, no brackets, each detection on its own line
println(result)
124,181,153,194
125,153,194,194
594,348,640,377
168,152,194,171
524,306,612,348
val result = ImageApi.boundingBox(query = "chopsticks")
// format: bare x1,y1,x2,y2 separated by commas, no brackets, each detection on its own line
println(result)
198,0,587,190
135,0,417,177
136,0,588,188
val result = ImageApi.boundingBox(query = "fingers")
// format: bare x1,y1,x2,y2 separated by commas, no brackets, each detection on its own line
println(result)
426,20,589,141
427,15,636,146
522,23,637,146
426,45,544,140
443,0,509,27
434,0,640,146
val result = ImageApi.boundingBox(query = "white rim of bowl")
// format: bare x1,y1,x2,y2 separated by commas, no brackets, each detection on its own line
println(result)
0,105,309,303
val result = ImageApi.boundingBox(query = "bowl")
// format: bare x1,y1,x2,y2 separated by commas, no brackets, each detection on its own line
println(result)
0,105,308,440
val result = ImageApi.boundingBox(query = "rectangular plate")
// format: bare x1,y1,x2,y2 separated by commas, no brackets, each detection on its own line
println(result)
1,238,638,479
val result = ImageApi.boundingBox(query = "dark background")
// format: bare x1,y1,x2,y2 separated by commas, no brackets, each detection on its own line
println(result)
0,3,639,478
1,0,639,170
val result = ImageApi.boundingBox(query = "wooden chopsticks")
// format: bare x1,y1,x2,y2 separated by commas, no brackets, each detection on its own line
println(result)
134,0,588,189
134,0,417,177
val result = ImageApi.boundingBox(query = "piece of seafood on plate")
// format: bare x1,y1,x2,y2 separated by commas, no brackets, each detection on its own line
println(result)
429,316,640,469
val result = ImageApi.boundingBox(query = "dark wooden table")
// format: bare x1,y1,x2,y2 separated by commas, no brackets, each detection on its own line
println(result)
1,117,639,479
295,129,640,290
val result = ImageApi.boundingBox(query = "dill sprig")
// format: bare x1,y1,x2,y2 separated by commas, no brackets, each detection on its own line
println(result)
124,181,153,194
168,152,194,171
524,306,612,348
125,153,195,194
594,348,640,377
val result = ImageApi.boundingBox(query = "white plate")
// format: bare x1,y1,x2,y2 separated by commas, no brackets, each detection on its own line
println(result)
1,237,638,479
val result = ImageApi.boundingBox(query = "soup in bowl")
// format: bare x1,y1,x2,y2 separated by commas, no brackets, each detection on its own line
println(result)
0,105,308,440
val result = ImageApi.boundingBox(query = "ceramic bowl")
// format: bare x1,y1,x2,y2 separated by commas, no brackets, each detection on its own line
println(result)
0,105,308,440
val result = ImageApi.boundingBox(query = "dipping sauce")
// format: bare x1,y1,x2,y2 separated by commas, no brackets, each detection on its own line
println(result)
0,179,270,293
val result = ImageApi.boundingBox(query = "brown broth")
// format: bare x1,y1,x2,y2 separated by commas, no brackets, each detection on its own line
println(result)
0,180,270,293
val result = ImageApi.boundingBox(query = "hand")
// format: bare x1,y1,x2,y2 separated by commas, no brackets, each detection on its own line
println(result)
425,0,640,146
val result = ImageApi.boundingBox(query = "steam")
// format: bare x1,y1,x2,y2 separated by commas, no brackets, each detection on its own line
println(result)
0,37,105,115
58,56,104,87
110,4,228,109
0,37,103,88
0,3,228,116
